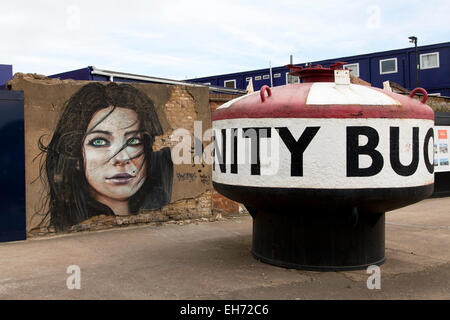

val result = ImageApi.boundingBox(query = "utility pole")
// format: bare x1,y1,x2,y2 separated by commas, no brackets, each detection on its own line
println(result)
287,55,294,84
269,60,273,88
409,36,418,88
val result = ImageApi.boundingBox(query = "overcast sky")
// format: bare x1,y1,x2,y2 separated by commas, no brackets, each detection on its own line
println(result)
1,0,448,80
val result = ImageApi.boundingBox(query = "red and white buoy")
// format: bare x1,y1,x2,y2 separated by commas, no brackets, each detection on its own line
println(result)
212,63,434,270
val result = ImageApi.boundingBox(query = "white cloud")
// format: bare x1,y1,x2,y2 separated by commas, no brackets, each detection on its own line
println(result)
0,0,448,79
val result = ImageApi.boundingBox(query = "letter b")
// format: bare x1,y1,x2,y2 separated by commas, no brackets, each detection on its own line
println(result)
347,126,384,177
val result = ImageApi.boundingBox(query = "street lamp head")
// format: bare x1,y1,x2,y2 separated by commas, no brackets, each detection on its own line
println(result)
409,36,417,43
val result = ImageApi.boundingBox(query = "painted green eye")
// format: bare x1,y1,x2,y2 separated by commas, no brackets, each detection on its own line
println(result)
91,138,108,146
128,138,141,146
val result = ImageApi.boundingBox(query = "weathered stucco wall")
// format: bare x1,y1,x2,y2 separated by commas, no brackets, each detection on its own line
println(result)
421,95,450,113
8,74,212,234
209,93,243,215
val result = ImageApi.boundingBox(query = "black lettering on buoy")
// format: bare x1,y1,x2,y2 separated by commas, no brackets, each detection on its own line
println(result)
214,129,227,173
390,127,419,176
347,126,384,177
423,128,434,174
231,128,238,174
276,127,320,177
243,127,271,176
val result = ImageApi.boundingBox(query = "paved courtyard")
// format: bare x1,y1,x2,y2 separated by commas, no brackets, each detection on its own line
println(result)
0,197,449,299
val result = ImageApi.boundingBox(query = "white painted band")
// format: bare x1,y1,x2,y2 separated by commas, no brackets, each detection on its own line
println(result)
212,118,434,189
217,91,258,110
306,83,401,105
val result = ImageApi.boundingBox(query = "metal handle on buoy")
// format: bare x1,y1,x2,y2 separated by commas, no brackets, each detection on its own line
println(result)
409,87,428,104
260,85,272,102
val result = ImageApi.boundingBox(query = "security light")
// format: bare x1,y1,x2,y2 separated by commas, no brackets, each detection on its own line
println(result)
409,36,418,87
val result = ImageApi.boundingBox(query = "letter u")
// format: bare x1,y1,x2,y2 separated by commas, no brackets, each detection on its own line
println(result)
389,127,419,176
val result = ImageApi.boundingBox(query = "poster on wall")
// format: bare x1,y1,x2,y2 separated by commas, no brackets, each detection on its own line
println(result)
434,126,450,173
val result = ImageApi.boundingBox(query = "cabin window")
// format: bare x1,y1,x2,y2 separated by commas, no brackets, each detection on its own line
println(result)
274,73,281,78
344,63,360,77
255,76,262,81
224,80,236,88
380,58,398,74
286,73,299,84
263,75,270,80
245,77,252,82
420,52,439,69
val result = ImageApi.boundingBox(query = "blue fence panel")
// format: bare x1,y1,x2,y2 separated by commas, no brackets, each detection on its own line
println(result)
0,90,26,242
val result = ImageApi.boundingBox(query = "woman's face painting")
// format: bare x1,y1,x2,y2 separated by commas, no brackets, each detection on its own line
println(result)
83,107,147,202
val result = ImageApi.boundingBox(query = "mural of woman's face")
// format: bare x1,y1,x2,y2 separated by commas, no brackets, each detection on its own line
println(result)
82,107,147,209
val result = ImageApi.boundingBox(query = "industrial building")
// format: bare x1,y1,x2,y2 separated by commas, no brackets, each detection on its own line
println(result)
0,64,13,90
186,41,450,96
47,66,246,95
2,42,448,97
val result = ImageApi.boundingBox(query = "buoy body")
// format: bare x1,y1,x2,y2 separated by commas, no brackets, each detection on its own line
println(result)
212,67,434,270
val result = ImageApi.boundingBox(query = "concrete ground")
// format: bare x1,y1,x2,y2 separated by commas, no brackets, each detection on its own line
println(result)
0,197,449,300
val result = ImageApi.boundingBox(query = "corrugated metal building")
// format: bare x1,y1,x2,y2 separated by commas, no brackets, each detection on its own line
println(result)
48,66,246,95
187,42,450,96
0,64,13,90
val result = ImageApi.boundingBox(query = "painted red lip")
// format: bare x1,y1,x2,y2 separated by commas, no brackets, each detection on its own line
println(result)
106,173,135,185
107,173,134,180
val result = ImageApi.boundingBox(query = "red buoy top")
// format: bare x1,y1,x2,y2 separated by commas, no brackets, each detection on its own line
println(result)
286,61,348,83
213,63,434,122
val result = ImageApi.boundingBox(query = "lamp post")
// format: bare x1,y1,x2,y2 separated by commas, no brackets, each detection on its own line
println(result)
409,36,418,88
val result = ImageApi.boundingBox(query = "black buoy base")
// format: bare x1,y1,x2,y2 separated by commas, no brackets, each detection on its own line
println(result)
249,207,385,271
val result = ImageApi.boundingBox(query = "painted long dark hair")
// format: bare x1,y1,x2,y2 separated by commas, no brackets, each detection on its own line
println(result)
37,82,173,231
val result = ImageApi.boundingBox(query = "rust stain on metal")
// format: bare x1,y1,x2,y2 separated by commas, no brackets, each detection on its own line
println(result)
350,111,363,117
